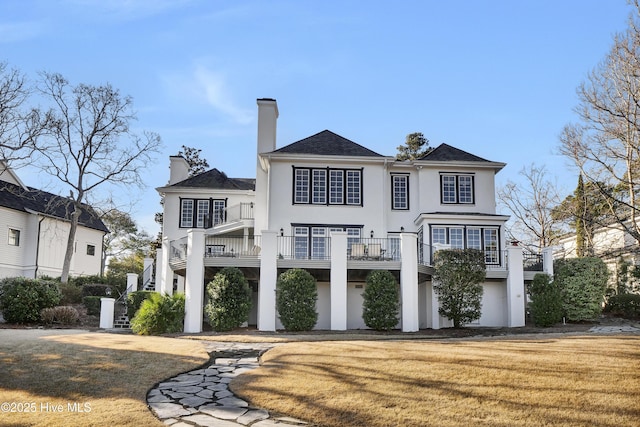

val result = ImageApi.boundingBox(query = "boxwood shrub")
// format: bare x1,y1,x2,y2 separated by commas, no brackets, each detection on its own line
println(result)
82,296,103,316
204,267,252,332
0,277,61,323
527,273,563,327
276,268,318,331
605,293,640,318
362,270,399,331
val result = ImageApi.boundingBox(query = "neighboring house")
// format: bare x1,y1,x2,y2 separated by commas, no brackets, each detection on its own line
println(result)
0,161,109,279
155,98,531,332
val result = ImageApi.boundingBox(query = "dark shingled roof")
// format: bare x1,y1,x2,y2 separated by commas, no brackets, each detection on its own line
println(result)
419,143,492,162
0,181,109,233
170,168,256,190
272,130,383,157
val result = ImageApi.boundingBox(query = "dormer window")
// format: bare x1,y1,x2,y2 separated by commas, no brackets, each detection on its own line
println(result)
441,173,474,204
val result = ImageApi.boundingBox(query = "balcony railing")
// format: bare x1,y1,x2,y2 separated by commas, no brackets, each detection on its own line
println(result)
204,235,261,258
347,238,401,261
421,245,507,269
523,250,544,271
170,236,188,262
223,202,254,223
277,236,332,260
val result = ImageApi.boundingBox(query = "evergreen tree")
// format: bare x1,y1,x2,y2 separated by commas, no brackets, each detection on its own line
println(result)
396,132,431,160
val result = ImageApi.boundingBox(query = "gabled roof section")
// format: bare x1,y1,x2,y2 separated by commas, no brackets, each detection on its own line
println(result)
272,130,383,157
0,181,109,233
418,143,492,162
169,168,255,190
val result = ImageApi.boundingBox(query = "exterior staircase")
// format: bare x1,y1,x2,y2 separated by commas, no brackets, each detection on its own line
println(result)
113,313,130,329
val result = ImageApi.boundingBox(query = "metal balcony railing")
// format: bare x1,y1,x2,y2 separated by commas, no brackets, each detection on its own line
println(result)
204,235,261,258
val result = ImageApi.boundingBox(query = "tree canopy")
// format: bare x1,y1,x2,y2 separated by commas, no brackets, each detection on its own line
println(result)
396,132,431,160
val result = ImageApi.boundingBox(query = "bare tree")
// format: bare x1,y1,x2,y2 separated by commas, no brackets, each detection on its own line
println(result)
0,62,43,163
32,72,162,283
497,164,564,251
559,2,640,243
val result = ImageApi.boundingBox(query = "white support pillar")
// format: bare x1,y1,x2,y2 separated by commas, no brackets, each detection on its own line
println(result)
154,248,163,292
99,297,115,329
400,233,419,332
330,231,348,331
507,244,526,327
258,230,278,331
160,237,173,296
184,229,205,333
430,282,441,330
126,273,138,294
542,247,554,277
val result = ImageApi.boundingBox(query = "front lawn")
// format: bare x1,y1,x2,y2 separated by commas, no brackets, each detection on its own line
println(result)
0,329,209,427
231,335,640,427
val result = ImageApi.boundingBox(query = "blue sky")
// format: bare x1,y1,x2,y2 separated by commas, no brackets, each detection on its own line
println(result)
0,0,633,236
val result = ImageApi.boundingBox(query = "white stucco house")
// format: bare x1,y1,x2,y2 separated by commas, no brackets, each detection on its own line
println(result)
155,98,537,332
0,161,108,279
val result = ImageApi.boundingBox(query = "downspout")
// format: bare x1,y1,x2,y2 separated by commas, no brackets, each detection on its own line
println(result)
34,216,45,278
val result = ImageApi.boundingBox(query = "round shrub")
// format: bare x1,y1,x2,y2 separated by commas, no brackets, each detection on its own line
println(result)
276,268,318,331
127,290,156,320
527,273,563,327
604,293,640,318
362,270,399,331
554,257,609,321
131,293,185,335
204,267,252,332
40,306,80,325
0,277,61,323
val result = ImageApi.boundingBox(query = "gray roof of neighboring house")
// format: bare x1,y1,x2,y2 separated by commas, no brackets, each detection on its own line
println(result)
0,181,109,233
272,130,384,157
170,168,256,190
419,143,492,162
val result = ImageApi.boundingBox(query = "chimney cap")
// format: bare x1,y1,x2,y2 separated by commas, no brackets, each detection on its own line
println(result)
257,97,277,102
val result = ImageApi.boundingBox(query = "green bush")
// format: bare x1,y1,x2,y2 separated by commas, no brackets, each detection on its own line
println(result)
58,282,83,305
362,270,399,331
276,269,318,331
82,296,103,316
554,257,609,321
130,293,185,335
40,306,80,325
604,294,640,318
127,291,156,320
527,273,563,327
433,249,486,328
204,267,252,332
0,277,61,323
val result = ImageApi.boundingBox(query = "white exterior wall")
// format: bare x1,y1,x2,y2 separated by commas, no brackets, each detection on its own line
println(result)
0,207,31,278
478,282,508,326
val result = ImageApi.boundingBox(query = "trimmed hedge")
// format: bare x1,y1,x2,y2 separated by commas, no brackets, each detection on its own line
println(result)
58,282,83,305
527,273,563,327
82,296,102,316
127,291,156,320
204,267,252,332
81,283,114,298
130,293,185,335
0,277,61,323
276,269,318,331
362,270,399,331
605,294,640,318
554,257,609,321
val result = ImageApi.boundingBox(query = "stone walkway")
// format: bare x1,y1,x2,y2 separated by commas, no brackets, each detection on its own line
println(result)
588,324,640,333
147,342,309,427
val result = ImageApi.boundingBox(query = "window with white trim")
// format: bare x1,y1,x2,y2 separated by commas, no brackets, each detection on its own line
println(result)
441,174,475,204
449,227,464,249
8,228,20,246
180,199,194,228
293,167,362,206
291,225,362,259
180,198,226,228
392,174,409,210
430,225,501,265
196,200,210,228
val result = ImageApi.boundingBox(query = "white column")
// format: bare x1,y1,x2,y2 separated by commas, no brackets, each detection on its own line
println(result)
542,247,554,277
154,248,163,292
430,282,441,330
161,237,173,296
184,229,205,333
258,230,277,331
330,231,348,331
126,273,138,294
400,233,419,332
507,244,526,327
99,297,115,329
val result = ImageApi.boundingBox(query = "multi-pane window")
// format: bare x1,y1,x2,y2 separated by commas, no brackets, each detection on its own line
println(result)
291,225,361,259
441,174,474,204
346,170,361,205
295,169,310,203
180,199,194,228
293,167,361,206
180,198,225,228
392,175,409,210
312,170,327,204
430,225,500,265
294,227,309,259
86,244,96,256
8,228,20,246
329,170,344,204
311,227,327,259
